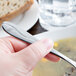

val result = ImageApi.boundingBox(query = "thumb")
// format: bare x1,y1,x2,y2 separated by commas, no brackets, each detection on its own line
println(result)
15,39,53,71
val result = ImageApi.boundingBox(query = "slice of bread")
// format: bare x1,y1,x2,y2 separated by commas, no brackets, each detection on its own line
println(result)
0,0,34,25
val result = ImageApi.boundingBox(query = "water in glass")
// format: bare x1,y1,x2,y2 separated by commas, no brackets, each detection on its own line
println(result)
39,0,76,28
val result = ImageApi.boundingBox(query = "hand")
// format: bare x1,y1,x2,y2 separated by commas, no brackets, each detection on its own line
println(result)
0,36,60,76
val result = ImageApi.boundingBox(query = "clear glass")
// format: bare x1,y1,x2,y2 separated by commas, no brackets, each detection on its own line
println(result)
39,0,76,29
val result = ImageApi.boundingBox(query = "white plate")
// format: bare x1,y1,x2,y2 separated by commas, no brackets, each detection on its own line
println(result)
0,0,39,37
34,25,76,41
10,0,39,31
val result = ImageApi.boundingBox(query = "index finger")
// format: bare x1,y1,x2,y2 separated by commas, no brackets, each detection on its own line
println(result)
2,36,60,62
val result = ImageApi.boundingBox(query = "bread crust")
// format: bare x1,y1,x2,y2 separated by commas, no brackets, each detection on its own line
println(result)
0,0,34,25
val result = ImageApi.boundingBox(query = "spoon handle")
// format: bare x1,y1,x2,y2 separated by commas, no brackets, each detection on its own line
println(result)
2,22,76,68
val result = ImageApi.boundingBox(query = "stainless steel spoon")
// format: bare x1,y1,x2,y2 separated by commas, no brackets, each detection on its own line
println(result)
2,22,76,68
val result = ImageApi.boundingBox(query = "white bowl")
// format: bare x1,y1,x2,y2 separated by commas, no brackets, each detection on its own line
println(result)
34,26,76,76
34,25,76,41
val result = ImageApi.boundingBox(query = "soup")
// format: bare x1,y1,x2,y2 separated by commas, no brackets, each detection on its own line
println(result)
33,38,76,76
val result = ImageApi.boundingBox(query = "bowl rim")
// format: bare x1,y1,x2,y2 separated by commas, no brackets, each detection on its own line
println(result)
34,25,76,41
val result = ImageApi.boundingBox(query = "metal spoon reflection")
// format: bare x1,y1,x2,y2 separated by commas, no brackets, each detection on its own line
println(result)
2,22,76,68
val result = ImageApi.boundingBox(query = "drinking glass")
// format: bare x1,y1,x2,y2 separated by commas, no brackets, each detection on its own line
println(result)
39,0,76,29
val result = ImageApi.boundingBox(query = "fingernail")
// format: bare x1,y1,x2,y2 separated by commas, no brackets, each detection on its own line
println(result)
42,39,54,50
